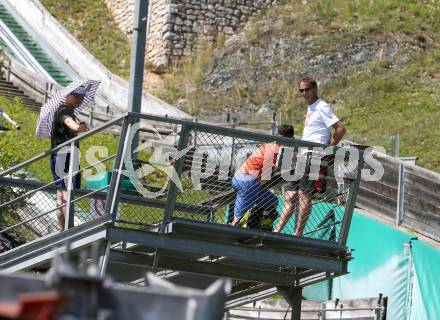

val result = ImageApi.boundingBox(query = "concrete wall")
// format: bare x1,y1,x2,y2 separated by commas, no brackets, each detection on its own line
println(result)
146,0,172,69
104,0,136,37
105,0,276,71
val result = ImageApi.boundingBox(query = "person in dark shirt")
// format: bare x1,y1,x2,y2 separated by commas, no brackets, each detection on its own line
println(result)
50,86,89,231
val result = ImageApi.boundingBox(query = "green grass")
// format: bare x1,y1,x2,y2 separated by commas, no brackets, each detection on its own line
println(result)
0,97,50,172
39,0,131,79
155,43,216,114
322,49,440,171
275,0,440,37
152,0,440,173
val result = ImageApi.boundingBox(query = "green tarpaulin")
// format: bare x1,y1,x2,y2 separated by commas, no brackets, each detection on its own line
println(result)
303,211,440,320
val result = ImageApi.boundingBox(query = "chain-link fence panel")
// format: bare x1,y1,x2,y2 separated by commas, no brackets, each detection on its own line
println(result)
0,116,125,250
163,125,363,244
0,152,118,242
0,113,364,251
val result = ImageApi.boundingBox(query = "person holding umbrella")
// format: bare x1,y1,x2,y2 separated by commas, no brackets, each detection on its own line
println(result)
36,79,100,231
51,86,89,147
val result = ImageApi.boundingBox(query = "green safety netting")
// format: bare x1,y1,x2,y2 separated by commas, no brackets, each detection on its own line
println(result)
412,241,440,319
302,211,440,320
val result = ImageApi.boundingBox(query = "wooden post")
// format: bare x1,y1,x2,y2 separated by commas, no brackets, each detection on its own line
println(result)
396,162,405,226
271,111,277,135
391,133,399,157
6,57,11,82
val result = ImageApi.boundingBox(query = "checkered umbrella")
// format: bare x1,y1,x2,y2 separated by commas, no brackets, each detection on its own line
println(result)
35,79,101,138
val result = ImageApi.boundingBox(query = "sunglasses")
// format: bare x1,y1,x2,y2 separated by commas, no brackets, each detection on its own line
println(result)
299,87,313,93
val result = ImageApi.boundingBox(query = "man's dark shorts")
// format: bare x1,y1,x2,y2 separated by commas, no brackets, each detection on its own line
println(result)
283,162,315,193
283,154,332,193
50,153,81,190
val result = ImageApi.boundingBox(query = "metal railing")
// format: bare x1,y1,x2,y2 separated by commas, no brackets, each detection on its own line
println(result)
226,294,387,320
0,114,126,241
0,112,364,249
0,53,54,103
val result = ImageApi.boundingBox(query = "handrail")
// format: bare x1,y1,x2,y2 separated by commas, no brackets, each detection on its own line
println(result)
0,51,58,106
0,111,360,180
81,110,177,133
1,111,365,249
231,305,385,313
0,22,54,81
0,113,127,178
131,112,362,153
1,59,48,97
0,54,106,112
0,153,116,209
0,184,110,235
0,176,213,227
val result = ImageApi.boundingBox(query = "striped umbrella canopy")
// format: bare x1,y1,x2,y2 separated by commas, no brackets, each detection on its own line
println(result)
35,79,101,138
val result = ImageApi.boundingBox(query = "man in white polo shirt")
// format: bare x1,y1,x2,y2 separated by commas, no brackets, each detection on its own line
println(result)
301,78,346,145
275,77,346,235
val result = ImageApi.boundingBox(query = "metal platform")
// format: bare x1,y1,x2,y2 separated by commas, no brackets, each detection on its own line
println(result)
0,216,110,272
0,112,364,319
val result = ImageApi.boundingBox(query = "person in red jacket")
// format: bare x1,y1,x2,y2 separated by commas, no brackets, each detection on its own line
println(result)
230,125,294,228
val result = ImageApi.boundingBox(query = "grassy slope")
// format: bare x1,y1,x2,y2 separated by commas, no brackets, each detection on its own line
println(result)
39,0,131,79
154,0,440,172
33,0,440,172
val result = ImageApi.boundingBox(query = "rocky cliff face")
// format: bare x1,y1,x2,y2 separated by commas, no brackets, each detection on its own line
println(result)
154,0,437,122
199,29,424,117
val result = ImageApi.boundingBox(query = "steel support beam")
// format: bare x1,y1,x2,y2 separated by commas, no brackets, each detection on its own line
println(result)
127,0,149,156
226,286,278,309
0,217,110,272
65,141,79,230
107,226,346,272
171,218,347,255
278,286,303,320
109,249,299,285
339,154,364,245
99,240,112,277
104,117,130,221
152,125,192,272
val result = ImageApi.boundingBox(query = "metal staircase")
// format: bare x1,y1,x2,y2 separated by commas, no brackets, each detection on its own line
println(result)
0,78,41,111
0,3,71,85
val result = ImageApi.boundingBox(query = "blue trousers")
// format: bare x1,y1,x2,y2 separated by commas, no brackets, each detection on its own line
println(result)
232,173,277,220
